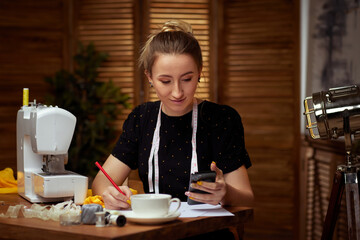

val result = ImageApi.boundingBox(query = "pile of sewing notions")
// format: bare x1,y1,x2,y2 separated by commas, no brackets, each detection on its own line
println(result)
0,200,81,222
0,201,126,227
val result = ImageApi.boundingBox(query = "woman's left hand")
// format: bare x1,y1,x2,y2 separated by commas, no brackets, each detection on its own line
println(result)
185,162,227,205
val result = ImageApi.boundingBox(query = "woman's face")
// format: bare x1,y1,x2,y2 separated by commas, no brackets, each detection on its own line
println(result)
147,54,200,116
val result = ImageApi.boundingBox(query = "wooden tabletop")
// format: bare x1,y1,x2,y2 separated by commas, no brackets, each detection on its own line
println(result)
0,194,253,240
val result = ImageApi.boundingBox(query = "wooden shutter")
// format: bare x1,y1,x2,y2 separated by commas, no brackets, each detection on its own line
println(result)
219,0,300,239
76,0,135,124
303,139,348,240
146,0,211,102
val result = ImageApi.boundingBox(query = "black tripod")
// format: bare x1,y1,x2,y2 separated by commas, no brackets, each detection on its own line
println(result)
321,114,360,240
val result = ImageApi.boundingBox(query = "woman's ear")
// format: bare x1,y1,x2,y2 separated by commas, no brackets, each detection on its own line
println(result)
198,68,203,82
145,70,153,87
145,70,151,80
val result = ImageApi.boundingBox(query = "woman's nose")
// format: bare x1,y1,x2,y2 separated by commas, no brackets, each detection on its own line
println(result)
172,82,183,98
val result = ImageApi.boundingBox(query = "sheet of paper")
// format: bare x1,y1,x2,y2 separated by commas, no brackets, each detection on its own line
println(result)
170,202,234,218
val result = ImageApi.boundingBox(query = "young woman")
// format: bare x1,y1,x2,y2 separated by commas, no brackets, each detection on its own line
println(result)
92,20,254,210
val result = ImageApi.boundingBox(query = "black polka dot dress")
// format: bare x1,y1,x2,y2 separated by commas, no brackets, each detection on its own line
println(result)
112,100,251,201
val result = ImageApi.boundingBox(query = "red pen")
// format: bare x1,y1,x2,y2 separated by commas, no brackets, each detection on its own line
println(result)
95,161,126,197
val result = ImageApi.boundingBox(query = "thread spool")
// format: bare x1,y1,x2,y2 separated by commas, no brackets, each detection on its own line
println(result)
81,204,104,224
105,212,126,227
95,212,106,227
23,88,29,106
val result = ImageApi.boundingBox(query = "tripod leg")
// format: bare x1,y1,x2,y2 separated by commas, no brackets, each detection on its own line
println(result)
344,172,360,240
321,170,344,240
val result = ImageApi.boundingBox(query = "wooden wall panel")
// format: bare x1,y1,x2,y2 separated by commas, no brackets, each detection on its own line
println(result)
0,0,71,172
219,0,300,239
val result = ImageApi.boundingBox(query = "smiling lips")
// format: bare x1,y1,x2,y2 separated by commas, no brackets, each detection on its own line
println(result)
171,98,185,104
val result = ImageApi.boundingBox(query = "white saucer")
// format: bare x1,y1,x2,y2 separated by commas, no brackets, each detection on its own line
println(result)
106,209,181,225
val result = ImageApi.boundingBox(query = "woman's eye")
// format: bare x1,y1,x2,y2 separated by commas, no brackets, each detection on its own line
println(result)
160,80,171,84
182,78,192,82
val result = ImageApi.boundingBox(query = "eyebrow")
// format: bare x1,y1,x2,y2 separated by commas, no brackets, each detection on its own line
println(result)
158,71,194,78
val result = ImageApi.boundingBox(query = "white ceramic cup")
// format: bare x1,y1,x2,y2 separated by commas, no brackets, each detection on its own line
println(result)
130,194,181,218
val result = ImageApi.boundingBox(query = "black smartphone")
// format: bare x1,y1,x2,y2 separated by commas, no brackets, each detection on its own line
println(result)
187,171,216,205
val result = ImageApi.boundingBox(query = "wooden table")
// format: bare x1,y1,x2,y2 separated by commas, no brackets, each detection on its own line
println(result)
0,194,253,240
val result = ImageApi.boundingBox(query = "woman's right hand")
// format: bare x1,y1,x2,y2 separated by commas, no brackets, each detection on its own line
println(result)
101,185,132,210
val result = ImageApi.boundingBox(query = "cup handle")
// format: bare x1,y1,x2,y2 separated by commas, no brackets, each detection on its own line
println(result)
167,198,181,216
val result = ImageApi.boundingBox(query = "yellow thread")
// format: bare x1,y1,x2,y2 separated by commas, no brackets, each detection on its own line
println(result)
23,88,29,106
126,199,131,205
197,181,203,186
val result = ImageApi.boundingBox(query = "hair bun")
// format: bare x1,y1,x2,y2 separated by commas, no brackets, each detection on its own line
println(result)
161,20,193,34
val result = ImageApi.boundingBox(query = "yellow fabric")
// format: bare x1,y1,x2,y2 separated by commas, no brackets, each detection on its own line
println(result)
83,188,138,206
0,168,18,194
83,195,105,208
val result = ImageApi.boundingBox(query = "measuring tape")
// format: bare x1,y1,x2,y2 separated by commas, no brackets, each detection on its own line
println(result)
148,99,198,193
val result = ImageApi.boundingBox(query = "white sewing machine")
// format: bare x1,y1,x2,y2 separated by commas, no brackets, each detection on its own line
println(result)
16,90,88,204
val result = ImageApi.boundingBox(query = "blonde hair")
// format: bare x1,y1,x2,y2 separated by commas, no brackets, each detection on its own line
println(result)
139,20,203,76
